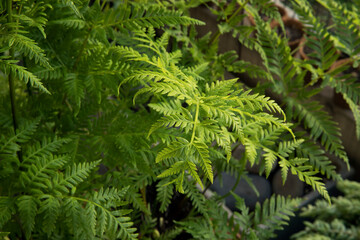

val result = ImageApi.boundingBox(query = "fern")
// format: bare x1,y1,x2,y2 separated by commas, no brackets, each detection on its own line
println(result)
233,193,301,239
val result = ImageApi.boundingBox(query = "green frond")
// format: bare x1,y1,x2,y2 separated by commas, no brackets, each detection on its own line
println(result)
263,148,277,177
33,65,65,80
204,79,238,96
155,138,189,163
317,0,360,59
16,195,38,239
292,0,339,71
283,158,330,202
61,0,84,19
0,197,14,229
24,137,71,162
48,18,86,29
237,90,285,118
38,195,60,236
0,58,49,94
285,97,348,165
248,5,299,90
191,139,213,183
20,155,69,191
183,180,209,219
92,187,129,203
149,113,194,137
297,137,340,180
157,161,186,179
156,179,174,213
64,73,85,108
0,118,40,155
125,190,150,214
148,100,183,116
54,160,101,193
252,195,301,239
105,4,204,31
7,33,51,69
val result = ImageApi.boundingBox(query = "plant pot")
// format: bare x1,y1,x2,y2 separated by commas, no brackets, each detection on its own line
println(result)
274,17,304,52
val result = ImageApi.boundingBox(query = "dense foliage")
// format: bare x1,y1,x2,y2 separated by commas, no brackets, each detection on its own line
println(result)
292,180,360,240
0,0,358,239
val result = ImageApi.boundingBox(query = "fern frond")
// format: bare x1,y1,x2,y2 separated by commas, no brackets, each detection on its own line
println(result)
0,197,14,229
104,4,204,30
0,118,40,155
281,157,330,202
24,137,70,162
16,195,38,239
149,113,193,136
285,97,348,165
8,33,51,69
293,0,340,75
48,18,86,29
183,180,209,219
20,155,69,191
191,139,213,183
156,179,174,213
155,138,189,163
38,194,60,236
54,160,101,193
0,58,50,93
148,99,183,116
317,0,360,59
298,138,340,180
252,195,301,239
61,0,84,19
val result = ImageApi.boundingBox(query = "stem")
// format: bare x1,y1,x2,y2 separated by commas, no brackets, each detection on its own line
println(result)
190,99,200,144
7,0,24,163
209,0,250,46
7,0,18,132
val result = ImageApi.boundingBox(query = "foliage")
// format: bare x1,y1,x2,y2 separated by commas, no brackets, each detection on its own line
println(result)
291,180,360,240
0,0,355,239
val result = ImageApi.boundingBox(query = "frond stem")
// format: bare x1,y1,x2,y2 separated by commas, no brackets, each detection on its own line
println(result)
190,99,200,144
7,0,18,133
209,0,250,46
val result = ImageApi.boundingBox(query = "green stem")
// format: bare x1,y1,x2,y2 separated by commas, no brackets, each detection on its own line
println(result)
7,0,18,133
190,99,200,144
209,0,250,46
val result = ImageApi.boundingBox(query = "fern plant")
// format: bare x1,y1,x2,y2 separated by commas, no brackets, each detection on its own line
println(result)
0,0,352,239
291,180,360,240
